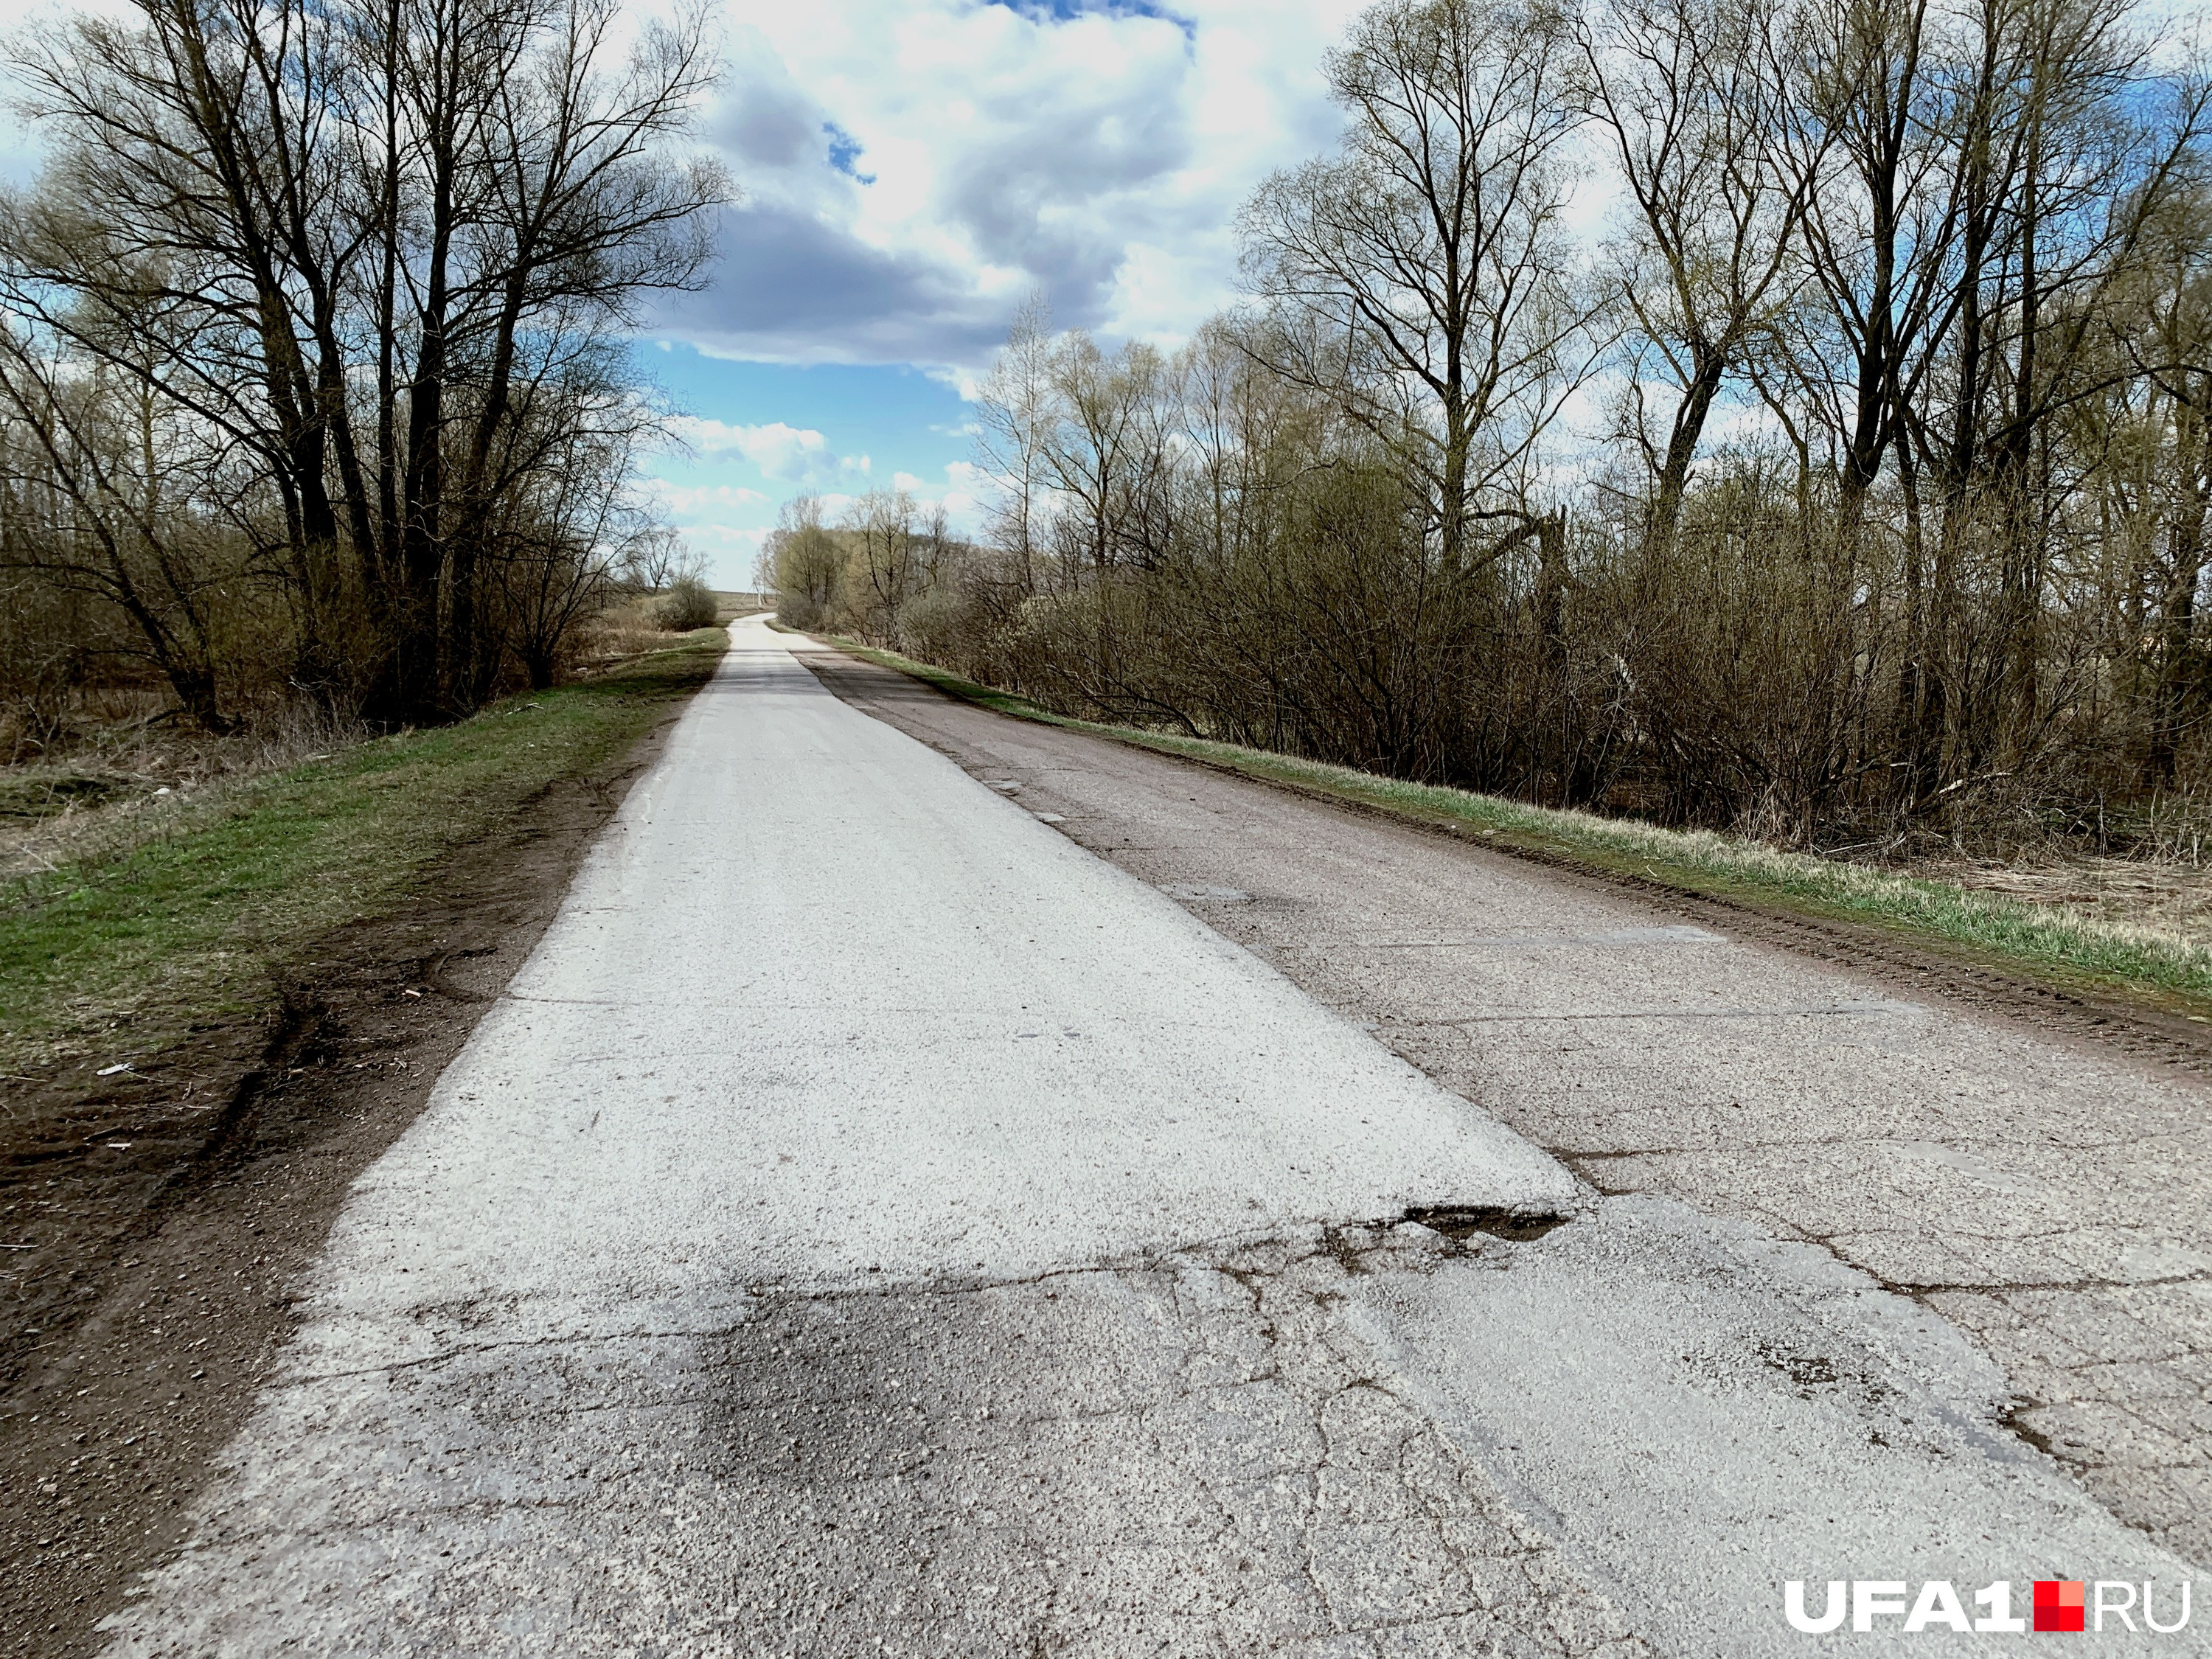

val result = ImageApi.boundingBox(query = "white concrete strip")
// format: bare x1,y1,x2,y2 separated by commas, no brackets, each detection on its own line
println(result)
321,619,1574,1312
1349,1197,2201,1656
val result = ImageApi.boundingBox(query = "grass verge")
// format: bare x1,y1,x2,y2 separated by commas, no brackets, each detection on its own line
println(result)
823,633,2212,1020
0,627,727,1075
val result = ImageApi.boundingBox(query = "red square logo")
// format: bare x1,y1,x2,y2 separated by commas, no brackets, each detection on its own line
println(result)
2034,1580,2086,1632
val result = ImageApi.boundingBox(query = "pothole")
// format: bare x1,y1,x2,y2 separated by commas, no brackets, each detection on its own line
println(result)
1158,883,1253,904
1400,1206,1568,1243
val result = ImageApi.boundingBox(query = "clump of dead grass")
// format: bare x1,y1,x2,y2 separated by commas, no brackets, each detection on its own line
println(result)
1,702,372,880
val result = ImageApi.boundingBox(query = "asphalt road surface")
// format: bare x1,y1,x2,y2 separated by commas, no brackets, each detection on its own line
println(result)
102,620,2205,1656
799,638,2212,1578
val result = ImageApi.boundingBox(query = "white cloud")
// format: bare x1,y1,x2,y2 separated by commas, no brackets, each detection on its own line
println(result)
656,1,1371,369
666,417,871,483
4,1,1371,366
684,522,768,552
868,461,984,523
647,481,770,512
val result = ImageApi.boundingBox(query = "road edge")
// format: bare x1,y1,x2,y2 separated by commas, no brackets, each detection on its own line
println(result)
1,634,726,1659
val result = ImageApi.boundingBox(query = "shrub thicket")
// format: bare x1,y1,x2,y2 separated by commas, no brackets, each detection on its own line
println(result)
650,577,720,633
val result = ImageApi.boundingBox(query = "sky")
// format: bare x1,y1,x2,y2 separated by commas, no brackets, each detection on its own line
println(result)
637,0,1374,584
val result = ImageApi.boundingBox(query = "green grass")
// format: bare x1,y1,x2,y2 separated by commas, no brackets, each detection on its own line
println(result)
0,628,728,1074
824,633,2212,1020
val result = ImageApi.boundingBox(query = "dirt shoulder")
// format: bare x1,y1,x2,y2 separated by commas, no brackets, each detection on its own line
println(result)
0,644,720,1658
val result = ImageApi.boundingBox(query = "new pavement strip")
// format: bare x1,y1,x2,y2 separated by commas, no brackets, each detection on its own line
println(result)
98,619,2208,1656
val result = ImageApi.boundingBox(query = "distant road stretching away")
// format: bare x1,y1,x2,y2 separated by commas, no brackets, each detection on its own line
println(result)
105,619,2199,1657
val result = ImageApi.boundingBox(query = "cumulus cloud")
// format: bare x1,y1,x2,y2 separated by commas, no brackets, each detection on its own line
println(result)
667,417,872,483
657,204,1008,365
653,1,1371,369
647,481,770,512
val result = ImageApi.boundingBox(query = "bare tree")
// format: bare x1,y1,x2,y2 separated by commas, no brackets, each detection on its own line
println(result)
1239,0,1599,568
973,293,1055,598
1,0,727,721
0,315,245,728
1036,333,1177,578
764,495,841,630
1576,0,1816,546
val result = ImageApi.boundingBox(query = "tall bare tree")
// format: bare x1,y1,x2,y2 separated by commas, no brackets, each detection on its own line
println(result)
1239,0,1599,570
1,0,726,720
1576,0,1815,546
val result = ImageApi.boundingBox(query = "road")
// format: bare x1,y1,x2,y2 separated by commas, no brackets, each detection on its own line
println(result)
102,619,2204,1655
800,639,2212,1578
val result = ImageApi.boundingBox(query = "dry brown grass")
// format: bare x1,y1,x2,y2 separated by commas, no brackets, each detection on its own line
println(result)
1,703,371,880
571,595,671,675
568,590,762,677
1914,855,2212,950
1,592,751,883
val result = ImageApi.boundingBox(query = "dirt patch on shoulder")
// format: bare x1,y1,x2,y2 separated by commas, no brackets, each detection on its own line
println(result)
0,698,690,1658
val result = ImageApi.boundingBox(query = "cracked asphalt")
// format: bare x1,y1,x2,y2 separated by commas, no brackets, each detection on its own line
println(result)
100,621,2207,1655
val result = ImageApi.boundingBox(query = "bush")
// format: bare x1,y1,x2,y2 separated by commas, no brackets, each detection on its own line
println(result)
767,515,843,630
650,576,718,631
